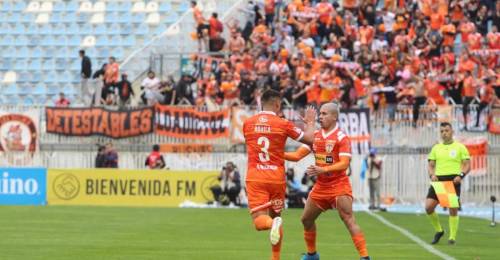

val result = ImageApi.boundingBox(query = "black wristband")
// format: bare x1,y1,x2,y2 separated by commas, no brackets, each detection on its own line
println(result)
459,172,466,179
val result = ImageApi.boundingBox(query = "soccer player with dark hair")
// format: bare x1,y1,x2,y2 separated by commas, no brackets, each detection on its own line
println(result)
243,89,316,260
285,103,370,260
426,122,470,245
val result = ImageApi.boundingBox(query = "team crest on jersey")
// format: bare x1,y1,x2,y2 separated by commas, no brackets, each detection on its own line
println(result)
259,116,268,123
325,141,335,153
449,149,457,158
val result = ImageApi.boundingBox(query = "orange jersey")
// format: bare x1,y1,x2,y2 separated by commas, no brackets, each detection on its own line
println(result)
244,111,304,184
303,126,352,187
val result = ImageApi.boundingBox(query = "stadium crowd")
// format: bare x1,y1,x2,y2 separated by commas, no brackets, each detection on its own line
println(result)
184,0,500,129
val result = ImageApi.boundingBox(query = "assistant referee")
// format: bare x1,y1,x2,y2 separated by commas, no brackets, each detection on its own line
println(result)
425,122,470,245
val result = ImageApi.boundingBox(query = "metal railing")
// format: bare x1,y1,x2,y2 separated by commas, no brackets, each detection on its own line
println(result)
1,151,497,206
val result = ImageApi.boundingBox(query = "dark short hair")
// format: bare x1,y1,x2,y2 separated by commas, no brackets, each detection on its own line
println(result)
191,1,197,5
212,12,218,18
261,89,281,103
153,144,160,151
79,50,85,55
440,122,452,128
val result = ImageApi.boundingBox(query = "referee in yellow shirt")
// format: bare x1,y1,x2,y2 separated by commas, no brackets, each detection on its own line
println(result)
426,122,470,245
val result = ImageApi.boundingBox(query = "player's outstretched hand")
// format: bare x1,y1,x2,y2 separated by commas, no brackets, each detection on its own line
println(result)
306,165,325,176
303,106,317,125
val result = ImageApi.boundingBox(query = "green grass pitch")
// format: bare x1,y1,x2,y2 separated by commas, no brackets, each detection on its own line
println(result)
0,206,498,259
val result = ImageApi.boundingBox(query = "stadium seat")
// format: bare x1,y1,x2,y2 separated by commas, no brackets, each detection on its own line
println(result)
132,2,146,13
3,71,17,83
135,23,149,35
132,13,146,23
123,35,136,46
15,36,29,46
146,13,160,25
8,12,21,23
96,35,109,46
55,36,68,46
31,72,42,83
93,1,106,13
17,71,30,83
69,35,82,46
13,1,27,12
40,2,53,12
17,46,30,58
110,35,122,46
55,58,68,69
21,13,35,23
46,84,59,95
159,2,172,12
155,24,167,35
108,2,120,12
146,2,159,12
26,1,40,13
67,23,80,35
3,46,16,58
23,97,35,106
36,13,50,24
178,1,189,12
29,59,42,71
77,13,90,23
98,47,110,58
81,36,96,47
1,35,14,46
13,23,26,35
66,1,78,12
0,59,13,70
165,12,179,23
79,1,93,13
70,60,80,70
109,23,120,34
40,24,51,35
118,2,132,12
94,24,106,35
56,47,69,58
51,12,63,23
53,23,66,35
42,59,55,71
120,24,133,35
53,1,65,12
91,13,105,24
80,23,92,35
114,47,124,59
45,71,57,83
62,12,77,23
2,2,13,12
43,47,56,58
28,36,41,47
26,24,38,34
31,47,43,58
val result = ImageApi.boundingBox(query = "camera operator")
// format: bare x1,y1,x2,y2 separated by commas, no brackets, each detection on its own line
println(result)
210,162,241,206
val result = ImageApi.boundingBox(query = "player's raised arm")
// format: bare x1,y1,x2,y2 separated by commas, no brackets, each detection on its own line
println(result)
284,145,311,162
300,106,317,146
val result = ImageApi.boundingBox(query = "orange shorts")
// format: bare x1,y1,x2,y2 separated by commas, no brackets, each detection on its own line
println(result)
309,182,352,211
246,181,286,213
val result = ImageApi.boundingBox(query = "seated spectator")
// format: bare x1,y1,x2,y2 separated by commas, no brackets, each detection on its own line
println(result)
145,144,166,169
55,92,71,107
210,162,241,206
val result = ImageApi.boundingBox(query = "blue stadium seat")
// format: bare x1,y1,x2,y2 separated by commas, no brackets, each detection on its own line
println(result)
0,23,11,34
36,95,47,105
159,2,172,12
31,47,43,58
33,84,46,95
109,23,120,35
96,35,109,46
67,23,80,35
7,13,21,23
26,24,38,34
1,35,14,46
45,71,57,83
110,35,122,46
0,59,13,70
77,13,90,23
56,47,70,58
120,24,132,35
17,46,30,58
53,1,65,12
3,84,19,95
63,12,77,23
42,36,55,46
56,58,68,69
28,36,41,46
117,13,132,23
60,71,72,83
71,73,81,83
15,60,28,70
17,71,31,83
94,24,106,35
71,60,80,70
66,1,79,12
46,84,59,95
13,23,26,34
108,2,120,12
69,35,82,46
98,48,110,58
31,72,42,83
55,36,68,46
135,23,149,35
23,97,35,106
2,2,13,12
43,59,56,70
165,12,179,23
51,13,63,23
81,23,92,35
107,12,119,24
118,2,132,12
3,46,16,58
21,13,35,23
13,1,27,12
40,24,52,35
43,47,56,58
178,2,190,12
15,36,28,46
132,13,146,24
53,23,66,35
155,24,167,34
29,59,42,70
114,47,124,59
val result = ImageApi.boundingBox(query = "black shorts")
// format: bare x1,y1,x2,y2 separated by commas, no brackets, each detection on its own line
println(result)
426,175,461,205
197,23,209,38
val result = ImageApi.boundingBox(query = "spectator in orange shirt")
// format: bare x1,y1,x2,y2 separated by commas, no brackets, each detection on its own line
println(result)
476,77,494,127
208,13,224,52
429,5,445,32
104,56,119,86
440,16,456,47
192,1,209,52
462,71,476,130
458,16,475,43
487,25,499,49
467,27,483,50
359,19,374,46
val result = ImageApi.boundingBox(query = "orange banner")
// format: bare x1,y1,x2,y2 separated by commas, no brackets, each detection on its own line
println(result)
159,144,213,153
45,107,153,138
457,136,488,175
155,105,230,139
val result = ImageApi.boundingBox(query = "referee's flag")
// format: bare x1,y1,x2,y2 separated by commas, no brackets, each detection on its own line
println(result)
431,181,459,208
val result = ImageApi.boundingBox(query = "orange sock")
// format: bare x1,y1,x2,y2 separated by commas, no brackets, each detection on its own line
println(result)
304,230,317,254
351,233,368,257
271,226,283,260
254,215,273,231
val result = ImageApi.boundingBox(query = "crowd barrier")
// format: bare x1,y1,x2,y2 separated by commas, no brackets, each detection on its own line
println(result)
1,105,499,149
1,153,498,207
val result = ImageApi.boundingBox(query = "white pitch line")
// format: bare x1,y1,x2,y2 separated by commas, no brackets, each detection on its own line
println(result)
366,211,456,260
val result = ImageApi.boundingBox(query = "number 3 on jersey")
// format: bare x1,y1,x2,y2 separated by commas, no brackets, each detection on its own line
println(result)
257,136,270,162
